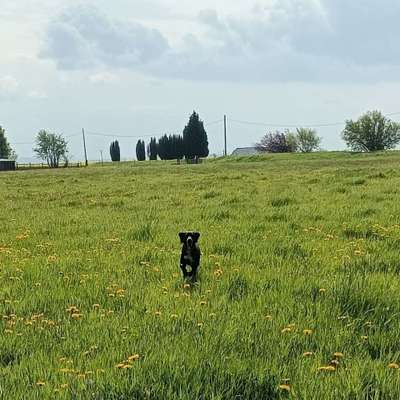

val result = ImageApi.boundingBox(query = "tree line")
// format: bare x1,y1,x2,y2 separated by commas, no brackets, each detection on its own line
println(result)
1,110,400,168
109,111,209,162
256,111,400,153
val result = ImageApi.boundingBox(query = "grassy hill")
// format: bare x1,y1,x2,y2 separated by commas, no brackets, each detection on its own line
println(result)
1,152,400,399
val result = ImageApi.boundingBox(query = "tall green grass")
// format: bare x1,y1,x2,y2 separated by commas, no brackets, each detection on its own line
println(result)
1,152,400,399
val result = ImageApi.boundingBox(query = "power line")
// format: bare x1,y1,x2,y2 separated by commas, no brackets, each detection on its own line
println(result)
230,110,400,130
204,119,223,127
85,131,178,139
230,119,344,129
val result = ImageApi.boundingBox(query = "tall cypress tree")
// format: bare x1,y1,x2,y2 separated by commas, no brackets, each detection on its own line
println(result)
157,134,184,160
148,137,158,160
182,111,209,159
0,126,12,159
110,140,120,162
140,140,146,161
136,140,146,161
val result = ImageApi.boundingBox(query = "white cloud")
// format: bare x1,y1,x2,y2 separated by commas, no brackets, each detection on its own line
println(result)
39,5,169,70
37,1,400,83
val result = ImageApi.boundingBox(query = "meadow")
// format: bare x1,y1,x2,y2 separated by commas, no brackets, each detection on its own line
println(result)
2,152,400,399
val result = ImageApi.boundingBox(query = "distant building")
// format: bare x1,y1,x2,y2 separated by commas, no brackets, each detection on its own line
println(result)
231,147,261,156
0,159,16,171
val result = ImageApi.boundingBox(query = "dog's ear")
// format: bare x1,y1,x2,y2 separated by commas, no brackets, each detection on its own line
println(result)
193,232,200,242
179,232,186,243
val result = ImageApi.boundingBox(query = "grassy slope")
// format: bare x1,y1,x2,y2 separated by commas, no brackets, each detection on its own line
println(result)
1,152,400,399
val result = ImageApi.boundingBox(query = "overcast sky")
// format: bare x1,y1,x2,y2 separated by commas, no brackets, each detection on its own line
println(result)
2,0,400,161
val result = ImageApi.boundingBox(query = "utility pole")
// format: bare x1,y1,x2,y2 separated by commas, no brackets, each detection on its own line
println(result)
224,115,227,156
100,150,103,166
82,128,88,166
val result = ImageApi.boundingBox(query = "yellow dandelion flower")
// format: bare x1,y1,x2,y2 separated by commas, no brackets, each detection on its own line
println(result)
303,329,313,335
154,311,162,316
71,313,82,320
281,327,292,333
214,269,223,277
319,288,327,293
36,381,46,387
122,364,132,369
115,363,125,369
303,352,314,357
317,366,336,372
361,335,368,341
278,384,291,392
389,363,400,369
127,354,140,362
183,283,191,289
199,301,207,306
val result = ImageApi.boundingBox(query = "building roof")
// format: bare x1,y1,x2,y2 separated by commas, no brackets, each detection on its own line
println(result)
231,147,260,156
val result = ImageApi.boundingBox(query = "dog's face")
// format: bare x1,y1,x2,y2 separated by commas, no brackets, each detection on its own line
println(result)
179,232,200,248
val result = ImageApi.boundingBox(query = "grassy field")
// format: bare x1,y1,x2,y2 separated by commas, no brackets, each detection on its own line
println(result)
2,152,400,399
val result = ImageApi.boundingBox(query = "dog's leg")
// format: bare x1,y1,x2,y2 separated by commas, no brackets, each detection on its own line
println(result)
191,263,199,282
180,263,189,278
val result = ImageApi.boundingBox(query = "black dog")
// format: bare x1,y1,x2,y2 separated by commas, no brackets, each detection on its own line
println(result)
179,232,201,281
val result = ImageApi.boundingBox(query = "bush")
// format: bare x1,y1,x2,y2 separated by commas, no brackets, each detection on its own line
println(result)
256,131,297,153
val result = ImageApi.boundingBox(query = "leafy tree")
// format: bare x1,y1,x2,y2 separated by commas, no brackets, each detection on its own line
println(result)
256,131,297,153
34,130,68,168
0,126,13,159
147,137,158,160
183,111,209,159
342,111,400,152
286,132,299,152
296,128,321,153
136,140,146,161
110,140,120,162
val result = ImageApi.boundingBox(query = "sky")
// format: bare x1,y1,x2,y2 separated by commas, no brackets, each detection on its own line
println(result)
2,0,400,161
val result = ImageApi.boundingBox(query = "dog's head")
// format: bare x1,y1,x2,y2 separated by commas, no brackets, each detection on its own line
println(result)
179,232,200,248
